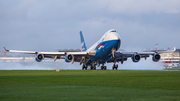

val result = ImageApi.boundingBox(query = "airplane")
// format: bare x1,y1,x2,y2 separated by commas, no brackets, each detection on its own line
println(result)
4,29,176,70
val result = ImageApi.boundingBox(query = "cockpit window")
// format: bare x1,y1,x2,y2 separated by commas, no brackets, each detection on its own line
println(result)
111,30,116,32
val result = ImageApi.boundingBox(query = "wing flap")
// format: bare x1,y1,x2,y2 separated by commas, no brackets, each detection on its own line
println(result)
68,51,96,56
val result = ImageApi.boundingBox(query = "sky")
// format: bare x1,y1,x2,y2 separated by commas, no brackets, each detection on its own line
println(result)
0,0,180,52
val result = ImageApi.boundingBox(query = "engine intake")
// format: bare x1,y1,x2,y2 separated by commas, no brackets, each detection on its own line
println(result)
132,54,141,62
65,54,74,63
35,54,44,62
152,54,161,62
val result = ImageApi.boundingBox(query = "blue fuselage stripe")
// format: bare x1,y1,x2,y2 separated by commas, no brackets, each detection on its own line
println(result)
88,39,121,64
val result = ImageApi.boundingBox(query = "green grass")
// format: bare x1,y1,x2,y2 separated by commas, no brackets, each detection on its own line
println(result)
0,70,180,101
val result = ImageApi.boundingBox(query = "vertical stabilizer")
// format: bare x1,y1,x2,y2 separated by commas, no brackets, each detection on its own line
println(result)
80,31,87,51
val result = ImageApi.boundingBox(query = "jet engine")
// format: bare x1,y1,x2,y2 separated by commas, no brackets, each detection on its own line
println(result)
35,54,44,62
65,54,74,63
152,54,161,62
132,54,141,62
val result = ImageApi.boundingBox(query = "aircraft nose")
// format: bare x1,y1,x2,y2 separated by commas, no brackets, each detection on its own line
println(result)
108,32,120,40
114,32,121,40
103,30,121,41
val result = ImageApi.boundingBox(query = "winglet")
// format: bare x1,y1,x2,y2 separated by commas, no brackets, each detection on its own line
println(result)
4,47,9,52
174,47,176,51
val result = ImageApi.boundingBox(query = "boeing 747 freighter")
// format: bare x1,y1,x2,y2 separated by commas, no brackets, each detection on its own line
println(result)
4,29,175,70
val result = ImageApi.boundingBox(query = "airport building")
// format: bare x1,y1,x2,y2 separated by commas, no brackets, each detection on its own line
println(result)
160,49,180,67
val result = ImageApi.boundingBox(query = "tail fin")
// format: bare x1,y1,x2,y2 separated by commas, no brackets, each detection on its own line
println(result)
80,31,87,51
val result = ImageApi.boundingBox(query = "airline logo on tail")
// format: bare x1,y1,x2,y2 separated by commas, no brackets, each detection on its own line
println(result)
97,44,104,50
81,44,86,51
82,47,85,50
81,42,86,51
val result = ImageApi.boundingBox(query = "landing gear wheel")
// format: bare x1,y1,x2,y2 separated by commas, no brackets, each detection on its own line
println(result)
85,65,87,70
104,66,107,70
82,65,85,70
112,64,115,70
101,66,104,70
91,66,96,70
82,65,87,70
91,66,93,70
115,65,118,70
101,66,107,70
93,67,96,70
112,64,118,70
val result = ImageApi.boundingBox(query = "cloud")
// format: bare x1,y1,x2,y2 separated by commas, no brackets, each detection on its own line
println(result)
101,0,180,15
0,0,179,51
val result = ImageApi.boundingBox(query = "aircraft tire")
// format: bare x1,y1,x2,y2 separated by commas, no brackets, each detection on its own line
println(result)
101,66,103,70
91,66,93,70
104,66,107,70
112,64,115,70
82,65,86,70
116,65,118,70
85,65,87,70
113,64,116,70
94,67,96,70
116,65,118,67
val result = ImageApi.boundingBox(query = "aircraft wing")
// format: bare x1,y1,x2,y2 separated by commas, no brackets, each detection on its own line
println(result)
4,47,96,62
107,47,176,64
57,49,81,52
4,47,65,55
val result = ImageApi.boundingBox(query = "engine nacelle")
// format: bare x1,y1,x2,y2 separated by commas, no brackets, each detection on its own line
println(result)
132,54,141,63
35,54,44,62
65,54,74,62
152,54,161,62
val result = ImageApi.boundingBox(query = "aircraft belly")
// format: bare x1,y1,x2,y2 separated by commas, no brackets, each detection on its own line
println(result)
88,40,120,64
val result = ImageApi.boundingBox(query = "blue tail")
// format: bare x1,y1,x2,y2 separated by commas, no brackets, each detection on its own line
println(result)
80,31,87,51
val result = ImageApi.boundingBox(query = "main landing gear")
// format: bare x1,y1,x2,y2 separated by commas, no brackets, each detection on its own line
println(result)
82,64,118,70
101,66,107,70
91,66,96,70
82,65,97,70
101,64,107,70
112,64,118,70
82,65,88,70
